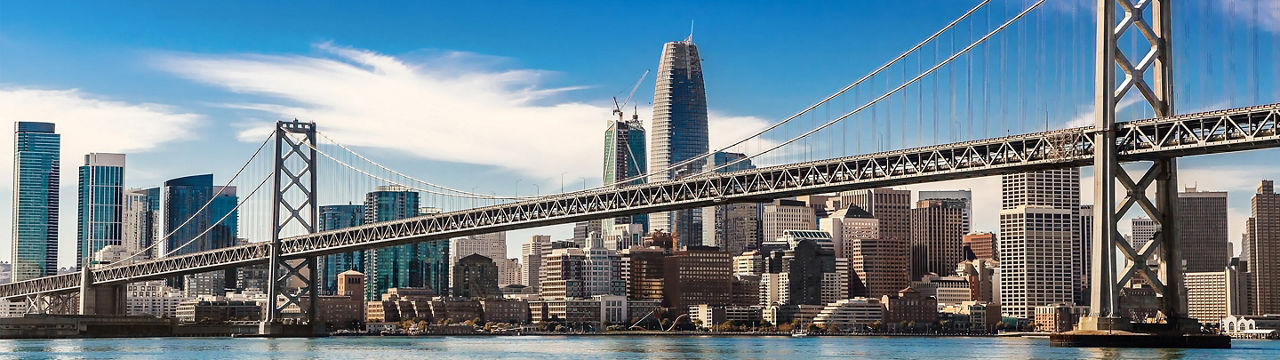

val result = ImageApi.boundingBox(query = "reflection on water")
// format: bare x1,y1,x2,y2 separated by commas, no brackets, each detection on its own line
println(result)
0,336,1275,359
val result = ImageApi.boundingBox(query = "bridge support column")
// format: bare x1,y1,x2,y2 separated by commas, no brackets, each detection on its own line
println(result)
260,119,322,337
1060,0,1225,347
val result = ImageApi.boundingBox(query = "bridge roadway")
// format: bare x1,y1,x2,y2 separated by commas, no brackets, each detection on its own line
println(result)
3,102,1276,300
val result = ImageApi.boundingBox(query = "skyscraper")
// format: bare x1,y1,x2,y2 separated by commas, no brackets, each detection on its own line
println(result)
918,190,972,234
761,199,815,243
160,174,237,294
122,188,158,260
602,117,648,239
1130,217,1158,252
319,204,364,294
362,185,440,300
521,235,551,291
77,153,125,269
1000,169,1083,307
1178,187,1229,273
1243,180,1279,315
650,37,709,249
841,188,911,294
449,232,506,288
702,152,762,254
909,199,965,281
12,122,60,282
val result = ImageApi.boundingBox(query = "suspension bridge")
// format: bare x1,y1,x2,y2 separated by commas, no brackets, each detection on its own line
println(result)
1,0,1276,343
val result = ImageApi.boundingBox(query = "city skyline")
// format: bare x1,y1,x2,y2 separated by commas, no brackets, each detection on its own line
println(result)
0,1,1277,268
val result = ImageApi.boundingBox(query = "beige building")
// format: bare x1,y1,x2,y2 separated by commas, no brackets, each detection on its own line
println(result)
1185,268,1250,323
762,199,815,243
1244,180,1280,315
998,205,1075,319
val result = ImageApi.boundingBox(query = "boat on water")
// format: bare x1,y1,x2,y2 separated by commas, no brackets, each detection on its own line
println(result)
791,330,808,337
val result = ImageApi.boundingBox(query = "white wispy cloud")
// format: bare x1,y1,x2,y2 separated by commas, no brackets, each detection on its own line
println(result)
153,43,771,183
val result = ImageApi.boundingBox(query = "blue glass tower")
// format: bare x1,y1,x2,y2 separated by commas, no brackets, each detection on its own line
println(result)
77,153,125,269
319,204,364,294
362,186,442,300
602,118,648,237
650,38,709,249
162,175,237,292
11,122,60,282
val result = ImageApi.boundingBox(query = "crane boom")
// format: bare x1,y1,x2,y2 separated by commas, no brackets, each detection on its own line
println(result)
619,69,649,110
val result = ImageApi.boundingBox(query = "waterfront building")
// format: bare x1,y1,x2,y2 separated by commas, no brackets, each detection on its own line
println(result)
480,298,529,324
620,246,666,301
909,199,965,281
12,122,60,282
649,37,710,250
1220,315,1280,338
942,301,1001,332
762,304,826,327
520,235,550,291
601,117,648,240
998,205,1075,319
77,153,125,270
762,199,815,244
1179,187,1229,272
175,297,262,323
1034,303,1076,333
319,204,364,294
452,254,500,299
529,294,659,329
1244,180,1280,315
1185,268,1250,323
662,246,732,315
125,281,192,318
689,304,763,329
812,298,882,330
730,274,761,306
918,190,972,234
912,274,972,308
962,232,997,261
880,287,937,329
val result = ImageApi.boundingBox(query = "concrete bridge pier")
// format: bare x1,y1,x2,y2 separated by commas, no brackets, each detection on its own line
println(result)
77,266,126,316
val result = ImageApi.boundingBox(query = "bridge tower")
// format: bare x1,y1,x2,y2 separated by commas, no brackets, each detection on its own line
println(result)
260,120,321,336
1076,0,1198,339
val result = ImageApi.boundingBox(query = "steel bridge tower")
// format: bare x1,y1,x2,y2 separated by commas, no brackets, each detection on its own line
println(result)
261,120,321,336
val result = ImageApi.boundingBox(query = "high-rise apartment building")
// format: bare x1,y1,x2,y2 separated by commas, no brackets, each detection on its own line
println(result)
602,117,648,239
1178,187,1229,272
762,199,815,243
703,152,761,254
363,186,447,300
521,235,551,291
909,199,966,281
918,190,972,234
77,153,125,269
1000,169,1083,308
319,204,364,294
650,37,709,250
1243,180,1279,315
12,122,60,282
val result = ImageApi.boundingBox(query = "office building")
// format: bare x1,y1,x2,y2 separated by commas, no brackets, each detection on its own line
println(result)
601,117,648,239
1244,180,1279,315
1178,187,1229,272
77,153,125,269
496,258,521,287
1131,217,1158,253
363,186,447,300
998,205,1075,319
12,122,60,282
649,37,709,249
1078,204,1093,306
449,232,507,288
909,199,965,281
319,204,364,294
812,298,882,330
452,254,499,299
620,247,667,301
663,246,732,314
918,190,972,234
881,287,938,329
122,188,159,260
962,232,997,261
703,152,762,253
1185,267,1250,323
1000,169,1082,312
823,205,906,299
762,199,816,243
521,235,551,291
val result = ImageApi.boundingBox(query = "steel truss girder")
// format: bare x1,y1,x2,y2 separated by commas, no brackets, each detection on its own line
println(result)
0,104,1277,300
25,293,75,315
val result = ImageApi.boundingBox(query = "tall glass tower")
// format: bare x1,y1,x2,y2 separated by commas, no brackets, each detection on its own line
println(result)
12,122,60,282
77,153,125,269
602,117,648,238
650,38,709,249
362,185,440,300
319,204,364,294
161,174,238,293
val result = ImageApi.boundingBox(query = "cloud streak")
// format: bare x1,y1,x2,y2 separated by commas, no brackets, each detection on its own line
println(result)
154,43,771,183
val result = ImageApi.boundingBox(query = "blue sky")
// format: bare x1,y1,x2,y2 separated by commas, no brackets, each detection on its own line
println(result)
1,0,1277,266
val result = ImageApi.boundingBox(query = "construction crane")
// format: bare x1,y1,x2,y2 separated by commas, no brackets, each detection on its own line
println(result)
612,69,649,121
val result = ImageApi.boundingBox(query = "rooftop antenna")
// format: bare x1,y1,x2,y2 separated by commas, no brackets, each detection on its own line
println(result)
686,20,694,42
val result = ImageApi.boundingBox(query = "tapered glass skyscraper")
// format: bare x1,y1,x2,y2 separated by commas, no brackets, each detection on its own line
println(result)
650,37,709,249
12,122,60,282
77,153,125,269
